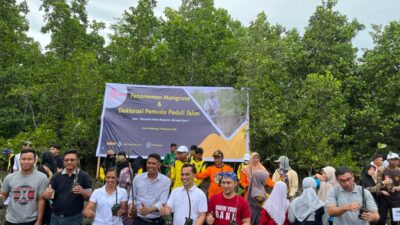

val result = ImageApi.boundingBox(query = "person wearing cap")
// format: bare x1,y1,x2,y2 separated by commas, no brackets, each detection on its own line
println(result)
370,151,400,225
13,141,32,172
170,145,189,190
272,156,299,199
206,172,250,225
195,149,233,199
2,148,15,173
237,153,250,180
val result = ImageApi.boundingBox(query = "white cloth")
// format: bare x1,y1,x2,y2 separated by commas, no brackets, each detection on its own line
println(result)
263,181,289,225
12,153,20,171
89,186,128,225
203,97,219,119
167,185,207,225
289,187,324,222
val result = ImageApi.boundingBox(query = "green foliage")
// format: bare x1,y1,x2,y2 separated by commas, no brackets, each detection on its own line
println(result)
302,0,364,80
0,0,43,137
1,0,399,175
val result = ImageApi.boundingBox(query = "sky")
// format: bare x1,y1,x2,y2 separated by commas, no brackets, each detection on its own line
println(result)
22,0,400,56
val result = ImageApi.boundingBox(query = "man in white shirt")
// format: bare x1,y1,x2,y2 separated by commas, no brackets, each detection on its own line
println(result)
160,164,207,225
128,153,171,225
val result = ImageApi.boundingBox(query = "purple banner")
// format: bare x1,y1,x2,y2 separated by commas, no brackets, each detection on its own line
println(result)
96,84,249,161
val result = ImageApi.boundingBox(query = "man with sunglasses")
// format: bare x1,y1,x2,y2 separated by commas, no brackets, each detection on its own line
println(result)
206,172,250,225
326,166,379,225
42,150,92,225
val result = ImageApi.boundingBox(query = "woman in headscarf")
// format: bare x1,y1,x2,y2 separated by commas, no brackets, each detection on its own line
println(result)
260,181,290,225
240,152,275,198
316,166,337,202
288,177,325,225
248,170,270,225
314,166,337,225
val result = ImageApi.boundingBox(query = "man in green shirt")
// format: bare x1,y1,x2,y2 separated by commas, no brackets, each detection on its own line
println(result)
162,143,177,177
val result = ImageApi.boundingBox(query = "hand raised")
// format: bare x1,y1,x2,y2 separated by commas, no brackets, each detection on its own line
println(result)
206,211,215,225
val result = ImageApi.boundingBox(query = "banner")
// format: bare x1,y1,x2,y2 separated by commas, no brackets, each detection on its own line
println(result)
96,83,249,161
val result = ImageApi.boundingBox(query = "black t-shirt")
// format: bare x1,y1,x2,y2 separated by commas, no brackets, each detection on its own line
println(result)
54,155,64,170
50,170,92,216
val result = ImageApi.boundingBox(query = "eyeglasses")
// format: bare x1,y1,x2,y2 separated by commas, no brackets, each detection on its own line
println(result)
64,159,76,162
338,176,353,183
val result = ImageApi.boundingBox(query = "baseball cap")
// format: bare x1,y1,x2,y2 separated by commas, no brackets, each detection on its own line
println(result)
177,145,189,153
22,141,32,146
387,152,399,160
212,150,224,158
275,155,289,163
243,153,250,161
2,148,13,156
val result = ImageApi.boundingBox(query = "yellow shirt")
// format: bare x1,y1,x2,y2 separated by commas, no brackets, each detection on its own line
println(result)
171,160,185,190
236,163,245,180
272,169,299,198
7,154,15,172
190,158,206,186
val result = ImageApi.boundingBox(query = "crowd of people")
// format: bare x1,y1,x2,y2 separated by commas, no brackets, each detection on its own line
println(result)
0,141,398,225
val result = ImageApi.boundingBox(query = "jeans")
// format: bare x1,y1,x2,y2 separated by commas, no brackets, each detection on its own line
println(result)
49,213,83,225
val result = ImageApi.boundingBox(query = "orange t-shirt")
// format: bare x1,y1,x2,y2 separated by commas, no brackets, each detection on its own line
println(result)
195,164,233,198
239,170,275,198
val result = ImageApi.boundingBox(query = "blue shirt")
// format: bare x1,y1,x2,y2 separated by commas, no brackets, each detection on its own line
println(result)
131,172,171,219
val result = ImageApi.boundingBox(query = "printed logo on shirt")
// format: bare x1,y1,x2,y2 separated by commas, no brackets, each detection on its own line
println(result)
214,172,223,184
13,185,35,205
215,205,237,221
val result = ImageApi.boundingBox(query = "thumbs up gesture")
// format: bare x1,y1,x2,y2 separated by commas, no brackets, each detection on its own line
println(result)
139,202,152,216
206,211,215,225
160,203,171,216
43,184,55,200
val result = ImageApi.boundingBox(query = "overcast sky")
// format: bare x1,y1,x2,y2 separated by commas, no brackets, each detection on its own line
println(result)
22,0,400,55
